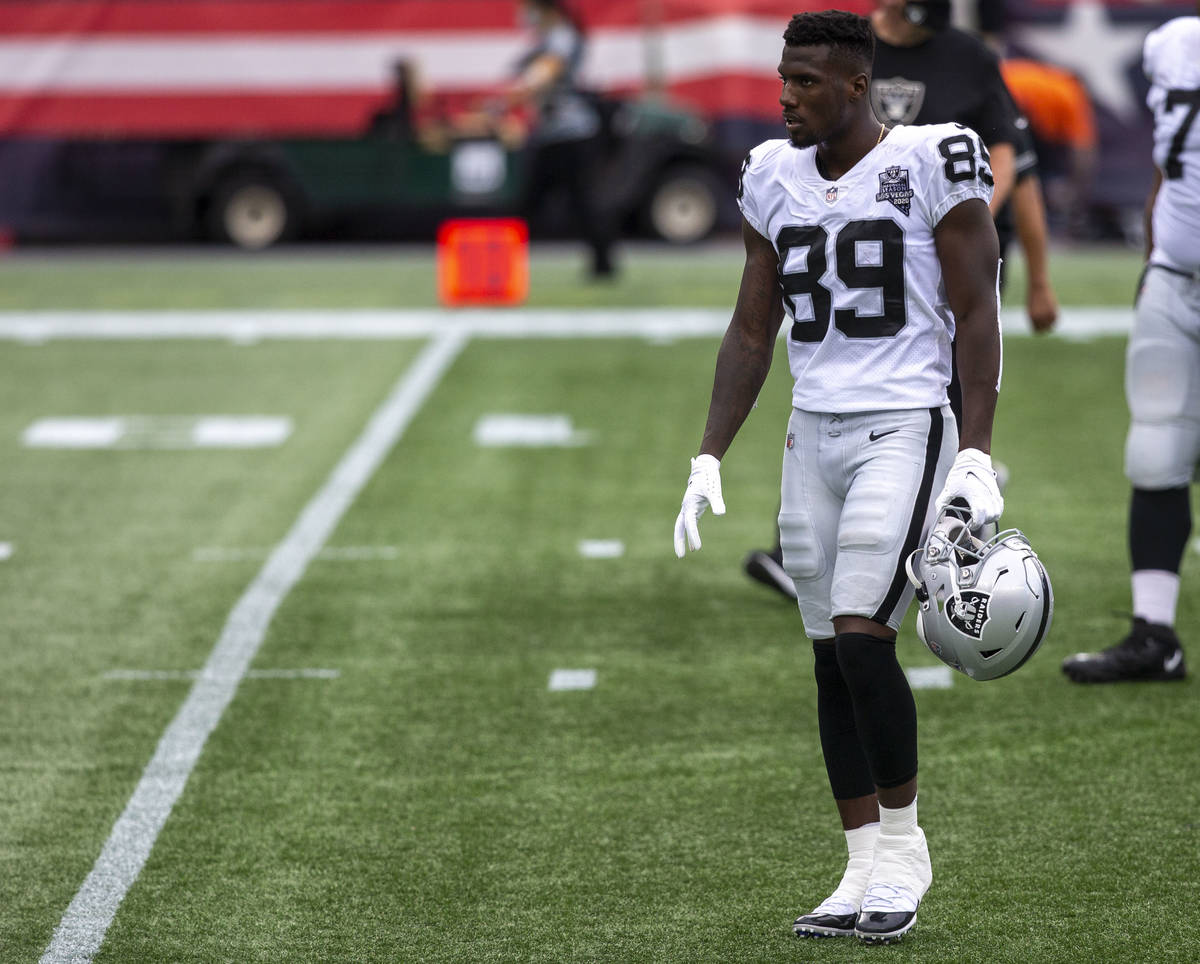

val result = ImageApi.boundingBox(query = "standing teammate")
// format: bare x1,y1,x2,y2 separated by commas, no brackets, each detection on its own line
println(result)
1062,12,1199,683
673,11,1004,943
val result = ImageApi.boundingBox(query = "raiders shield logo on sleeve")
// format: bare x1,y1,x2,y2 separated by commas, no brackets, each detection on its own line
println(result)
870,77,926,125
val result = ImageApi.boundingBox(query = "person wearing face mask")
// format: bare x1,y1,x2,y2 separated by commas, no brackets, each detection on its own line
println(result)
505,0,616,278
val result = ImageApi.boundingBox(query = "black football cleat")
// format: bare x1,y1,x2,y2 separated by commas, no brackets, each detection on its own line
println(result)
855,829,930,945
1062,618,1186,683
855,882,921,944
743,547,797,600
793,898,857,938
855,907,918,945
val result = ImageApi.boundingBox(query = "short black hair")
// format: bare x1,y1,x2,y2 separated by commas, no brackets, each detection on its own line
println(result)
782,10,875,74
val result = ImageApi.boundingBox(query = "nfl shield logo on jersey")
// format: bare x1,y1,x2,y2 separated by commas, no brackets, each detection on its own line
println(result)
824,185,840,205
877,166,915,216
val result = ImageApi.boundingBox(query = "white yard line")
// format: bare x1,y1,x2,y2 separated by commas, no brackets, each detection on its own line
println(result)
905,666,955,690
577,539,625,559
0,307,1131,342
40,329,467,964
548,669,598,691
103,668,341,681
192,545,400,563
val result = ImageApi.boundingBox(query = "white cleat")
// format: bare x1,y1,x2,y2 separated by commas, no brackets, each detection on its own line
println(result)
855,828,932,944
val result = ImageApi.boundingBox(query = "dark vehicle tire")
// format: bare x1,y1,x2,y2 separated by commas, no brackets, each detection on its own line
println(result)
644,164,722,244
207,171,298,249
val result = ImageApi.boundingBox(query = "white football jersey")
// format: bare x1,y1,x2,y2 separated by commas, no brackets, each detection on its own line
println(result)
1144,16,1200,272
738,123,994,413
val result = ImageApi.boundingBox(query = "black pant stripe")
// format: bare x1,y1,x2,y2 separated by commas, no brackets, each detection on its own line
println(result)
871,406,943,625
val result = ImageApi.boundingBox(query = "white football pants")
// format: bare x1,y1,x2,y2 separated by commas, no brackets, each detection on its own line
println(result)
778,405,957,640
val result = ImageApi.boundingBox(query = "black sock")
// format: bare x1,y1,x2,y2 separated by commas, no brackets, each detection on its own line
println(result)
1130,486,1191,573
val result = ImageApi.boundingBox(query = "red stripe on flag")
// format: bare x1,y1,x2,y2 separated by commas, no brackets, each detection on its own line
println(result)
666,74,786,124
0,1,521,34
0,91,391,137
0,0,872,35
0,74,786,137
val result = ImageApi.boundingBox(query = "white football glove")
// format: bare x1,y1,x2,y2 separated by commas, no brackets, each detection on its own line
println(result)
934,448,1004,529
673,454,726,558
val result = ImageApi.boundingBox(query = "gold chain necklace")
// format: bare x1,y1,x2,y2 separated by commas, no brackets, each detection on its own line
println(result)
876,122,887,146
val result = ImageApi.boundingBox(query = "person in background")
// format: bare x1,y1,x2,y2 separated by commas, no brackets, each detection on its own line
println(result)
1000,57,1098,239
869,0,1057,331
1062,10,1199,683
504,0,615,279
370,61,418,140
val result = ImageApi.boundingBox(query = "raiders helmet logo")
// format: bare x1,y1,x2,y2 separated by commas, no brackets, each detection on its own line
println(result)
948,591,992,639
871,77,926,125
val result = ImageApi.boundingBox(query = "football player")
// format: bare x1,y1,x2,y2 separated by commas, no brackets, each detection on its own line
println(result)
1062,10,1199,683
742,0,1054,600
673,11,1004,944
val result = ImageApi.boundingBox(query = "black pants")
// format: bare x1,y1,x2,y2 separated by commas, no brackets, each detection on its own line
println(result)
523,136,613,276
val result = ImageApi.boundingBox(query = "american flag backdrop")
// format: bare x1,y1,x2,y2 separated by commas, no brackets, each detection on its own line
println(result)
0,0,1193,222
0,0,872,137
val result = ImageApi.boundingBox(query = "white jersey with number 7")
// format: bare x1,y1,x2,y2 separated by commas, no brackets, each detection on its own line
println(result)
1144,16,1200,272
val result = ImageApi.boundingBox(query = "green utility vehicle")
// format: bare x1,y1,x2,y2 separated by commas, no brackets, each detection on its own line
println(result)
183,96,735,249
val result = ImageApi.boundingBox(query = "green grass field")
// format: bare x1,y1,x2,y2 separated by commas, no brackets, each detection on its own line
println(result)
0,243,1196,963
0,239,1144,309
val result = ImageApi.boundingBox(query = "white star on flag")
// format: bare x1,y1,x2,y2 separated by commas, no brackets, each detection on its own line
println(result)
1015,0,1152,120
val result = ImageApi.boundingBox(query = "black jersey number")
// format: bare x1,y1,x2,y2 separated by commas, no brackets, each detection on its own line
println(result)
1164,88,1200,180
937,132,993,187
777,218,906,342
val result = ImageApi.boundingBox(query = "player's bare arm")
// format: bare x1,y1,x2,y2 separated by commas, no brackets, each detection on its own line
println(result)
934,196,1001,455
673,216,781,557
697,217,785,460
1012,175,1059,332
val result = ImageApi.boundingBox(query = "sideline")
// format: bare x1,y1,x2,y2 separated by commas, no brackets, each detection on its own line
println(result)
0,306,1131,342
39,330,468,964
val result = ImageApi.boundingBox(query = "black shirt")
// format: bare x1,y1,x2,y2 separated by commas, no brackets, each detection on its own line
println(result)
872,26,1036,254
871,27,1021,149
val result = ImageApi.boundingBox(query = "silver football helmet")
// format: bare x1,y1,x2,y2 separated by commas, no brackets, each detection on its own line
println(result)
905,514,1053,680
